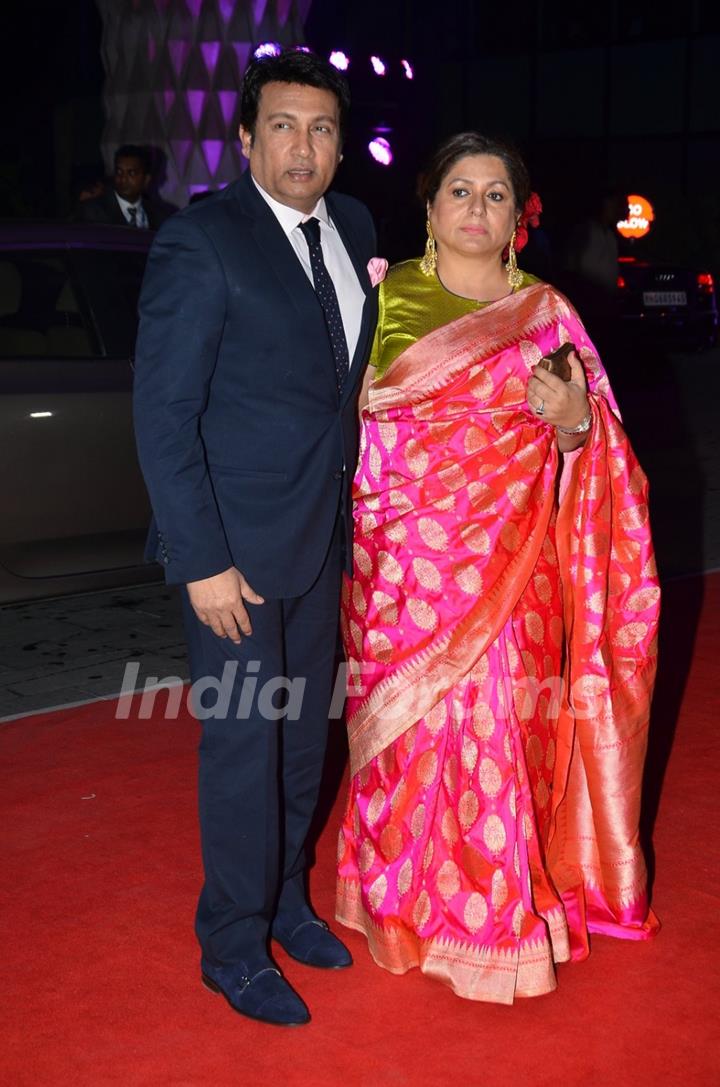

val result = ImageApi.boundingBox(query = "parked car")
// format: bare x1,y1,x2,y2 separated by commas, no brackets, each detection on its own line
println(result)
0,222,159,603
617,257,718,350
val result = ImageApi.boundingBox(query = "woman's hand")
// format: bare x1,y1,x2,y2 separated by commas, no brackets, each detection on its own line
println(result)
527,350,588,430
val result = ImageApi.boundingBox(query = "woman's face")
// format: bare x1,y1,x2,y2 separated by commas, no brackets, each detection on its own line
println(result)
428,154,518,263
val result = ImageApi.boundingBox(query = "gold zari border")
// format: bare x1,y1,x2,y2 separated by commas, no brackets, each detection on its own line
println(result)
336,878,571,1005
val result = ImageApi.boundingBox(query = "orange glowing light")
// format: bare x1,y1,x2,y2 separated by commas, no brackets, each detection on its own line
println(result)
617,194,655,239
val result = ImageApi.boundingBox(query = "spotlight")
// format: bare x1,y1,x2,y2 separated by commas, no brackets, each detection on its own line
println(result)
293,45,312,53
370,55,387,76
401,59,414,80
329,50,350,71
368,136,393,166
253,42,281,59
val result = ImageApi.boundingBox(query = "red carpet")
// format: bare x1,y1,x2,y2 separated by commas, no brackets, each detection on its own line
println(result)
2,576,718,1087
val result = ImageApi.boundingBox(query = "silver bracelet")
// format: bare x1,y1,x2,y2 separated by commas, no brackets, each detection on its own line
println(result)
557,410,591,435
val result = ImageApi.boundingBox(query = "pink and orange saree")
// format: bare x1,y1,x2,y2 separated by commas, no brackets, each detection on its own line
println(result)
336,282,659,1004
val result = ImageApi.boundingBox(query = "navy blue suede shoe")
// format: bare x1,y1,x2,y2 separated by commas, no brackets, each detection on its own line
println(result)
201,958,310,1026
272,911,353,970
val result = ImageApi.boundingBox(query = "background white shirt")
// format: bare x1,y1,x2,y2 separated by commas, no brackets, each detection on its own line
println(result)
115,192,148,228
252,176,365,366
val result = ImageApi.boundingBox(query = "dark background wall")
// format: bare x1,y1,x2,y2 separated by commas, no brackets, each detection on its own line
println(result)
3,0,719,272
1,0,104,217
307,0,720,270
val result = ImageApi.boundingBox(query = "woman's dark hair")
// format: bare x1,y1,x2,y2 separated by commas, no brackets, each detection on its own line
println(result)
240,50,351,142
418,132,531,213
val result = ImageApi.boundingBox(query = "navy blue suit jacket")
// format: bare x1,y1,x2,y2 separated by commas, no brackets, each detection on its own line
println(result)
133,170,377,598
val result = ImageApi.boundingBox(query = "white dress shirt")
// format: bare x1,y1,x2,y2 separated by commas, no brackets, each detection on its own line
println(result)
251,176,365,366
115,192,149,228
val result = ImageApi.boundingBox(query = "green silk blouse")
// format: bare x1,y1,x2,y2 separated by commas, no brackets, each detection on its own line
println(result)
370,258,539,378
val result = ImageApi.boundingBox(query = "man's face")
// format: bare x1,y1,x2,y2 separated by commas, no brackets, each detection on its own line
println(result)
240,81,342,213
114,156,149,203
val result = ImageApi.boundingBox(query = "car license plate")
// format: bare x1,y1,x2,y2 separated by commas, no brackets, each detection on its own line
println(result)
643,291,687,307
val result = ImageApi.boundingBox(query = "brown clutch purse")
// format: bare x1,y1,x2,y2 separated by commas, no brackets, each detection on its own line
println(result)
536,342,575,382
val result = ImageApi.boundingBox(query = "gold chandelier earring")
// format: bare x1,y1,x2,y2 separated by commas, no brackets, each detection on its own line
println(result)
420,219,437,276
505,228,523,290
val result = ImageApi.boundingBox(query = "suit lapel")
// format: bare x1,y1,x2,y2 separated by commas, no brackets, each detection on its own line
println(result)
229,173,376,400
325,192,376,406
233,173,335,382
106,191,127,226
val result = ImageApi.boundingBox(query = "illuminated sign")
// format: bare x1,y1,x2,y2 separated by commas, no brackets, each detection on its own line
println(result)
617,194,655,239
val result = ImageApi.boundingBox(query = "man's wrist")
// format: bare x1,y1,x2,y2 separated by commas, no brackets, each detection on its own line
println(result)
187,565,235,588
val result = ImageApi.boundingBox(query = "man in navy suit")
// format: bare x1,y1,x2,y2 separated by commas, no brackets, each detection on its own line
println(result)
133,51,377,1026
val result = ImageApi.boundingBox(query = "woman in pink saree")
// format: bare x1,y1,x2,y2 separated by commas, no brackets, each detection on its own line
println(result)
336,133,659,1003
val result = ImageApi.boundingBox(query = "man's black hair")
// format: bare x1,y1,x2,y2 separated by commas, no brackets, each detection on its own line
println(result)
114,145,153,174
240,49,350,141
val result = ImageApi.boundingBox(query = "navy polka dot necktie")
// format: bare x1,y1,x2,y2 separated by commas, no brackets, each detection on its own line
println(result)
299,217,349,392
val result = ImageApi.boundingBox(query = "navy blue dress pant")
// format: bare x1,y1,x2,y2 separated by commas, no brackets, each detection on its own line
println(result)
181,519,343,968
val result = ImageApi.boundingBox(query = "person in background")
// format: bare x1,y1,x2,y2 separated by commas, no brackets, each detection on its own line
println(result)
75,145,170,229
564,189,627,294
561,188,628,361
71,163,106,205
336,133,659,1004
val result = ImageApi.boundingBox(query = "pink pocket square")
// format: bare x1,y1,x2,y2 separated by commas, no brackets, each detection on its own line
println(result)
367,257,388,287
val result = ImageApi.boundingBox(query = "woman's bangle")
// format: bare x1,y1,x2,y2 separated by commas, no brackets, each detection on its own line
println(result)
556,410,591,435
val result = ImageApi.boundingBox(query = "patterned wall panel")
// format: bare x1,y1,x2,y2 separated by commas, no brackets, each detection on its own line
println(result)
96,0,313,208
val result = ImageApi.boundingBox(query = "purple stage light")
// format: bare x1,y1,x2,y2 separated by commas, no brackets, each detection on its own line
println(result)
202,140,224,177
370,55,387,76
168,39,190,79
253,42,282,59
294,45,312,53
170,140,194,173
368,136,393,166
218,0,235,23
329,50,350,71
186,90,206,128
200,41,221,75
217,91,237,127
401,59,414,80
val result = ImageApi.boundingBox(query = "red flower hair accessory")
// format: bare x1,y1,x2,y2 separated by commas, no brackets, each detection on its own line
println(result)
514,191,543,252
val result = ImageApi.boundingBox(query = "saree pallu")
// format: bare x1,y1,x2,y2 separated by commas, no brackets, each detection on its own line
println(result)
336,283,660,1004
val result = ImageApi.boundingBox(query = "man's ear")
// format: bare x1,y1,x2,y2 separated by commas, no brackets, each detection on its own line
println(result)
239,125,253,161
